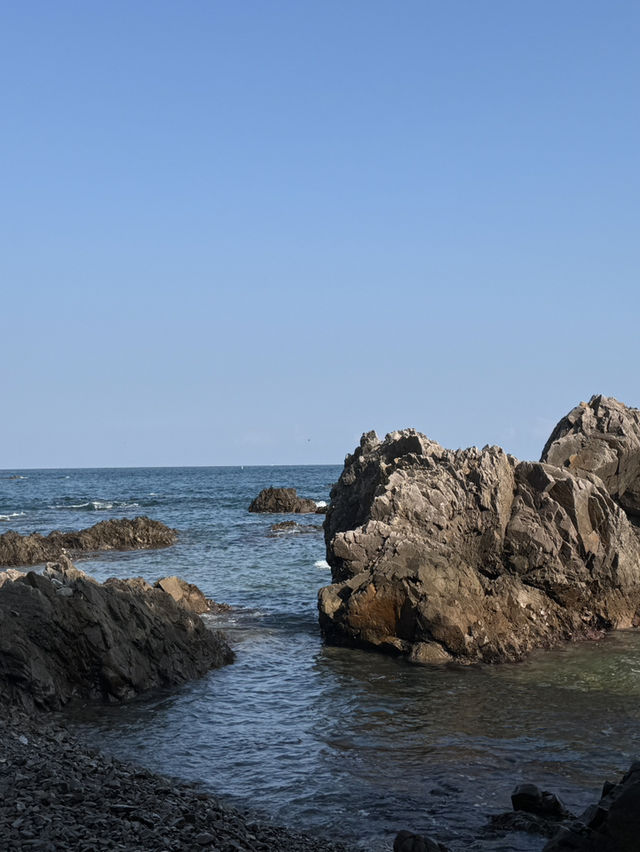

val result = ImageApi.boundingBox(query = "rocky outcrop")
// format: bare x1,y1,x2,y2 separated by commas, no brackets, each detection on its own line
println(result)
0,516,177,567
0,556,234,711
544,762,640,851
541,395,640,521
154,575,231,614
249,487,321,514
319,428,640,663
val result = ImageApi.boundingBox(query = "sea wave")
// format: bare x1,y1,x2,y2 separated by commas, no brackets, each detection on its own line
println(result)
0,512,27,522
313,559,330,569
315,500,327,508
49,501,141,511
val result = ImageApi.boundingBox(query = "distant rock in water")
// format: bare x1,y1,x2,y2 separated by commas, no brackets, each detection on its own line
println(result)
249,487,321,514
0,555,234,712
319,411,640,664
541,394,640,521
0,516,177,567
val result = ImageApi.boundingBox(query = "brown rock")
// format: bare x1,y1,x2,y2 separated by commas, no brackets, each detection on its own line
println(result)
248,487,320,514
154,576,229,615
541,395,640,521
0,516,177,568
319,428,640,663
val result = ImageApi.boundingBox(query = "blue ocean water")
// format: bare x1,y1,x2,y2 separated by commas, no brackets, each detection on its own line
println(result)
2,466,640,852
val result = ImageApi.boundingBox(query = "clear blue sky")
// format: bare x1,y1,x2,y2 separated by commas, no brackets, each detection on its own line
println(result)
1,1,638,467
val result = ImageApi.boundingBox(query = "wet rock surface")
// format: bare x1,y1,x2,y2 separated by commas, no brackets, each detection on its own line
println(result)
0,556,234,711
488,782,575,839
394,829,449,851
543,762,640,851
541,395,640,521
319,419,640,663
249,487,321,514
0,516,177,567
0,710,353,852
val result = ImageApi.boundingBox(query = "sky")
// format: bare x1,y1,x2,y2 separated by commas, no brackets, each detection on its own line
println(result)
1,1,638,468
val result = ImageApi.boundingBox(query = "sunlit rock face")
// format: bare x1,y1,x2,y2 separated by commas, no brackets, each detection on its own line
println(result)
541,394,640,522
319,416,640,664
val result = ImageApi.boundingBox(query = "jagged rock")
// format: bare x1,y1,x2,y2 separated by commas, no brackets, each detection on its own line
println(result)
0,517,177,568
153,575,230,614
249,487,321,514
319,428,640,663
0,556,234,711
544,762,640,851
542,395,640,521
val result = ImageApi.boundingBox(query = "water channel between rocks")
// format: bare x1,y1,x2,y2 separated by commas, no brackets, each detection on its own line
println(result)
3,465,640,852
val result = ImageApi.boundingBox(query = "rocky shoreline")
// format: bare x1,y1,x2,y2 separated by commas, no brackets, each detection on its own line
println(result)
0,708,353,852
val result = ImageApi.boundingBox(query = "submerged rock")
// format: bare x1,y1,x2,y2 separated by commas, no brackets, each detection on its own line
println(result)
319,425,640,663
0,516,177,567
249,487,321,514
541,395,640,521
0,556,233,711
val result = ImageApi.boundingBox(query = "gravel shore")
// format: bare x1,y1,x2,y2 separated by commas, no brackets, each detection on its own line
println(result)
0,709,355,852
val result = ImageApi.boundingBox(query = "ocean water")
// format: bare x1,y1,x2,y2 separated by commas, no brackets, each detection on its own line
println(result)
2,465,640,852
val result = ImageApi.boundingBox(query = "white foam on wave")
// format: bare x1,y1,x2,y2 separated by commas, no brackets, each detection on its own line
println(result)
314,559,330,569
49,500,141,511
315,500,327,508
0,512,26,521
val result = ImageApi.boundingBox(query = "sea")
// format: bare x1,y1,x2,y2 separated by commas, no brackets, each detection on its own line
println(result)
1,465,640,852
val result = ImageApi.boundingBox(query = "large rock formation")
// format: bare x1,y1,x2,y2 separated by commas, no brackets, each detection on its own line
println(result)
319,426,640,664
0,556,233,711
249,487,321,514
0,516,177,567
541,395,640,521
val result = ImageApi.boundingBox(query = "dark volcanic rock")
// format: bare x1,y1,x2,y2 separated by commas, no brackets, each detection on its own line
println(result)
542,395,640,521
319,428,640,663
249,487,320,514
0,556,233,711
544,762,640,851
0,516,177,567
